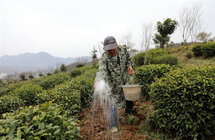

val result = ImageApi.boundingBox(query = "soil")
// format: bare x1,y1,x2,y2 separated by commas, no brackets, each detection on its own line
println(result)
79,101,152,140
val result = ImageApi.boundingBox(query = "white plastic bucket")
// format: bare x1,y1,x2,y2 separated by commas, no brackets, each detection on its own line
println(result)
122,85,142,101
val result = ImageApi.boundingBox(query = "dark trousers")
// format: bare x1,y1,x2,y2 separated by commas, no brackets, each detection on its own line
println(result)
125,100,134,114
109,105,118,128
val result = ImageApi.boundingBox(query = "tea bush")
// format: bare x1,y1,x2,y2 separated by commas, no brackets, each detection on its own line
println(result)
202,42,215,58
0,80,6,88
0,95,24,115
145,48,178,65
192,44,203,57
70,69,82,77
76,63,85,67
0,88,9,97
0,102,81,139
0,82,25,97
39,72,70,90
37,68,96,113
37,81,81,115
134,64,175,99
29,78,42,85
132,52,145,67
146,55,178,65
71,69,97,108
192,42,215,58
69,65,92,78
14,83,43,106
149,65,215,139
185,52,192,59
146,48,168,57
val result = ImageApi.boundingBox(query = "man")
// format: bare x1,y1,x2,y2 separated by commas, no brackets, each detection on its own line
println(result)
94,36,134,132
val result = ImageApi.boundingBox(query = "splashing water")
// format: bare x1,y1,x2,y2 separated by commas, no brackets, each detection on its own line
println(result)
90,78,121,139
94,80,106,93
93,79,111,123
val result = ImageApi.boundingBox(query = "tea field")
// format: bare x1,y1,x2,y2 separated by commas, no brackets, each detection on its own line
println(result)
0,43,215,140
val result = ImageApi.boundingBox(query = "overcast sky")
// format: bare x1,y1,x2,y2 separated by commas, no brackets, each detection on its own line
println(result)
0,0,214,58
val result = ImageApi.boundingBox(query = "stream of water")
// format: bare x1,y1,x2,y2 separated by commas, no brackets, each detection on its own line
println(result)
91,79,121,139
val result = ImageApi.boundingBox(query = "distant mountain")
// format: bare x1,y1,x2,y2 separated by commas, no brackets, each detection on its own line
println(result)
0,52,91,74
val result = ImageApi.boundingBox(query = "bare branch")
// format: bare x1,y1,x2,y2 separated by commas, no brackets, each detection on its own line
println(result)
119,30,135,51
140,23,153,51
179,2,204,44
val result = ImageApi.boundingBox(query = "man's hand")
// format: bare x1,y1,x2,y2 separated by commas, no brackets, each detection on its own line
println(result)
94,82,98,89
128,66,134,75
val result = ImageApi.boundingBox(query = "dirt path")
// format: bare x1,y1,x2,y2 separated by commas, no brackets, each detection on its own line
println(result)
79,101,150,140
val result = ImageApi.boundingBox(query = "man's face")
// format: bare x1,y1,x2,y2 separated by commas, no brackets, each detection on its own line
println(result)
107,45,117,57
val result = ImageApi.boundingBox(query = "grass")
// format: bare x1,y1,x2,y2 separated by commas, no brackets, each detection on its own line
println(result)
167,44,215,68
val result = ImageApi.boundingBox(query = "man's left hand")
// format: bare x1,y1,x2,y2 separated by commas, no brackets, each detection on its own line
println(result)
128,66,134,75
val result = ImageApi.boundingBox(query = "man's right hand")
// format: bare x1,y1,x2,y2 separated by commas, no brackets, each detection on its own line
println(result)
94,82,98,89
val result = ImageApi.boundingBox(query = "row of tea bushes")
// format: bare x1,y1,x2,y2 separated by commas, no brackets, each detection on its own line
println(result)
0,82,26,97
0,102,81,140
37,81,81,116
0,95,24,115
36,68,97,115
145,48,178,65
0,65,94,98
145,54,178,66
0,72,71,97
69,65,94,78
0,66,97,139
134,64,175,99
148,65,215,139
0,84,43,115
13,84,43,106
0,81,67,116
132,52,145,67
192,42,215,57
0,66,96,116
132,48,178,68
70,69,97,108
38,72,70,90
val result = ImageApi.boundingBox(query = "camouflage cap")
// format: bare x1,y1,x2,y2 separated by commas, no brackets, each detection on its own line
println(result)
103,36,117,51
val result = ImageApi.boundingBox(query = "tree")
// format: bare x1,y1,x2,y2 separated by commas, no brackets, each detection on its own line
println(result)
141,23,153,51
153,18,178,49
39,73,43,77
190,2,203,43
76,63,85,67
92,48,98,66
29,74,34,79
5,74,14,84
19,73,26,81
208,36,215,42
130,49,138,58
54,69,59,74
119,30,135,53
196,32,212,43
47,73,51,76
179,2,203,44
179,7,192,45
60,64,67,72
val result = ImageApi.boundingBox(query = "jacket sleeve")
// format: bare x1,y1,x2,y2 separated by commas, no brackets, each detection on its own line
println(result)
94,55,108,82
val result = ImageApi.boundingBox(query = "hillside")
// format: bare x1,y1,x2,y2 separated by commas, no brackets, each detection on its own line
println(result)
168,44,215,66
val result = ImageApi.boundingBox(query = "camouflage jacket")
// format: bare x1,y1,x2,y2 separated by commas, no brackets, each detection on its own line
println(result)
95,45,132,107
